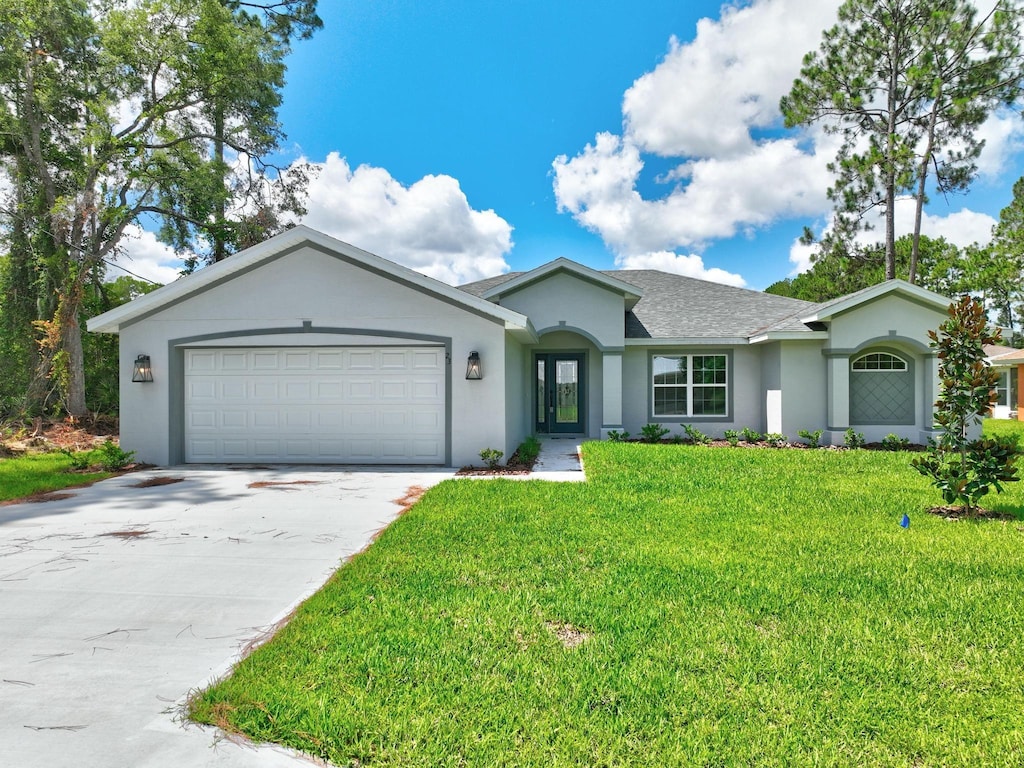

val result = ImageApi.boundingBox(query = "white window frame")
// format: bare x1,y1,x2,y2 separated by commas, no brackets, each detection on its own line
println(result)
652,354,728,418
996,370,1009,407
851,352,908,372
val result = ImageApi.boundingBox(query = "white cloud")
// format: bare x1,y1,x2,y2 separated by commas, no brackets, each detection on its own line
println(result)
553,130,833,254
972,109,1024,178
623,0,842,158
110,226,185,285
299,153,512,285
787,237,819,275
617,250,747,287
553,0,844,274
558,0,1019,285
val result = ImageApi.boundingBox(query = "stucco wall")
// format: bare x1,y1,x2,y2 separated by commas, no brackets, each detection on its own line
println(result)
116,245,509,466
497,272,626,349
828,294,945,351
777,341,827,439
620,344,764,438
504,338,529,459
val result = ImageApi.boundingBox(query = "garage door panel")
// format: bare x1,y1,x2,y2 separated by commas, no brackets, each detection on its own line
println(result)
184,347,446,464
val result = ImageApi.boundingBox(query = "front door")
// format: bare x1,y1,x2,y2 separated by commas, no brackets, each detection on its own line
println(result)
535,353,585,434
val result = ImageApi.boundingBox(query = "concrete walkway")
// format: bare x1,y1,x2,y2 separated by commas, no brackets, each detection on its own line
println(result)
529,437,586,481
0,465,453,768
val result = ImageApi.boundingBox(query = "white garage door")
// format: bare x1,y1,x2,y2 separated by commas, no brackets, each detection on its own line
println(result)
184,347,446,464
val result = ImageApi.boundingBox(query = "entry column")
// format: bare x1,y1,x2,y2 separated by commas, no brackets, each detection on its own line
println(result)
601,352,623,438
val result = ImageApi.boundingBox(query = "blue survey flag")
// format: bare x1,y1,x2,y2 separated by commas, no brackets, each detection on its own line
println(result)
900,513,910,529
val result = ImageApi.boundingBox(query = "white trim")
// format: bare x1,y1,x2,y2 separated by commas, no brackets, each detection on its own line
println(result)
626,336,749,346
482,257,643,308
88,226,532,334
851,351,908,372
651,353,728,418
749,331,829,344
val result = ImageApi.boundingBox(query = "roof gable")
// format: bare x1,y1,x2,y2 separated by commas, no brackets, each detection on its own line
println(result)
480,258,643,309
799,279,951,323
88,226,531,334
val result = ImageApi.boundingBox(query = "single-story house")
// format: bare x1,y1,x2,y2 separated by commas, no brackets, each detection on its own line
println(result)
88,226,954,466
986,344,1024,420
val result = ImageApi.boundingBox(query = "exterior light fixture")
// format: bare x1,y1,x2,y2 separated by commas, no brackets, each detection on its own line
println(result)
466,351,482,380
132,354,153,383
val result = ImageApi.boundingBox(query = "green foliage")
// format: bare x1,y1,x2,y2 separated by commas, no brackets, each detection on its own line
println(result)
912,296,1020,514
739,427,763,443
797,429,823,448
681,424,711,445
479,448,504,470
765,235,973,303
0,0,319,417
97,439,136,471
764,433,788,448
844,428,866,449
58,446,94,471
723,429,741,447
881,433,911,451
514,436,541,466
781,0,1022,281
0,452,112,502
640,423,670,443
605,430,630,443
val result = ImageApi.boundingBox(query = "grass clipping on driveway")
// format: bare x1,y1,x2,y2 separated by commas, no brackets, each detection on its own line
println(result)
190,444,1024,767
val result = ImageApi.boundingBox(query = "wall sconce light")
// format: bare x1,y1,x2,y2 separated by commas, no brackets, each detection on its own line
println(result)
132,354,154,383
465,351,482,380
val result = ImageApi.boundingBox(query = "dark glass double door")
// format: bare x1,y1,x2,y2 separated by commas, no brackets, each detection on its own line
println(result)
535,353,585,434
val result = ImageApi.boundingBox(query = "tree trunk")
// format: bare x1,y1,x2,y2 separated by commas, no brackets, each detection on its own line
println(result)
884,33,899,281
62,301,88,417
911,96,941,286
213,105,227,262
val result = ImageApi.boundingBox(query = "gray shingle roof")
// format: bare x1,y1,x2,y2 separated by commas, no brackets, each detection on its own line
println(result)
459,269,816,339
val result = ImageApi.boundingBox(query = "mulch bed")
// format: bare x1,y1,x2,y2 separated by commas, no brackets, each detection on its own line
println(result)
456,445,539,476
926,505,1018,521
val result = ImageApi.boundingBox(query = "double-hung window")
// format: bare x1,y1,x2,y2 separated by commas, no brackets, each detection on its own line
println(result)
652,354,727,417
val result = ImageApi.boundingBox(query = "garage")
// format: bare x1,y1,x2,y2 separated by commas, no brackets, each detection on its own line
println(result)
183,346,446,464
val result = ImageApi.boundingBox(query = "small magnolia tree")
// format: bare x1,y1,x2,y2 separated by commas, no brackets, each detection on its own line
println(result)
912,296,1019,515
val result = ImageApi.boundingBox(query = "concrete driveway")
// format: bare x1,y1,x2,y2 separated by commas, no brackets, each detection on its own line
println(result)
0,465,454,767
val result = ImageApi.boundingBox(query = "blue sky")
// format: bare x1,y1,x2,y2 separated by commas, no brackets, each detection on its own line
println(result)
129,0,1024,290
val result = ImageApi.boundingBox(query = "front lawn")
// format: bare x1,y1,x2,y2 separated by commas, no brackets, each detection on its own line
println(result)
0,451,112,502
985,417,1024,446
191,443,1024,767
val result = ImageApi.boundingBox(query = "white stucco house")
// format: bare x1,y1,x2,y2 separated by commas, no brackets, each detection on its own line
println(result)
88,226,953,466
986,344,1024,420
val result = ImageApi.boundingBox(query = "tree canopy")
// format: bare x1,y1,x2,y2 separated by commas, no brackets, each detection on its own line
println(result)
0,0,319,417
781,0,1022,282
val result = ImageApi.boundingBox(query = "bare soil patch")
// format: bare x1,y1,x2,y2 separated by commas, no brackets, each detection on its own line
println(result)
545,620,590,649
2,416,120,454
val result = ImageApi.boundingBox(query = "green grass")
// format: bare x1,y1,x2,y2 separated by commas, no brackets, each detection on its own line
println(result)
191,443,1024,767
984,417,1024,446
0,451,112,502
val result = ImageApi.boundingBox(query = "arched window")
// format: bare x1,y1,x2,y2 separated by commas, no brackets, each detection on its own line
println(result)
851,352,907,371
849,350,913,425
